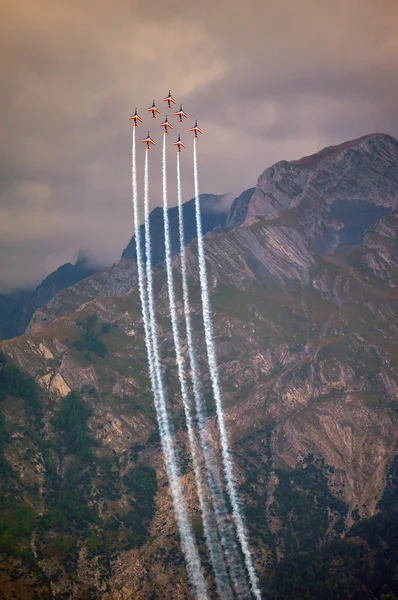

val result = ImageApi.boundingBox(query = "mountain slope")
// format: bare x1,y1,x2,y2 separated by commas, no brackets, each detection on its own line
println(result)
0,133,397,598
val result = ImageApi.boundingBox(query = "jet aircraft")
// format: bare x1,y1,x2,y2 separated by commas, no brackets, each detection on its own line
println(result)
190,120,203,138
174,104,188,122
148,100,161,118
163,89,176,108
129,108,143,126
173,134,187,152
142,131,156,150
160,115,174,134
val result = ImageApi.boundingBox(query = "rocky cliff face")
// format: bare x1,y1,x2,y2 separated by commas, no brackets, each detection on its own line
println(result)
244,134,398,252
225,187,255,231
0,133,397,599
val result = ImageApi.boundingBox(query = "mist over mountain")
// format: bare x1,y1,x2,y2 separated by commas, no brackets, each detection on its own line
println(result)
0,252,101,340
0,195,231,341
0,133,397,598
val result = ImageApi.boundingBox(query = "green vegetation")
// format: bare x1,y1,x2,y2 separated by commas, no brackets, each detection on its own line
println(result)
0,408,8,445
273,455,347,554
86,460,158,550
378,455,398,514
54,390,93,457
0,350,41,414
235,426,276,556
124,465,157,499
101,321,111,334
263,509,398,599
236,431,348,565
44,460,95,530
44,391,95,529
119,465,158,548
0,353,42,557
0,408,11,478
73,313,107,358
45,390,158,549
0,504,36,556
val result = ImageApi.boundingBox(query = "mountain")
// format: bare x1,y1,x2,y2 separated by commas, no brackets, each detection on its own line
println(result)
225,187,255,230
243,133,397,227
0,289,31,340
26,193,232,335
0,133,397,598
0,195,231,341
122,193,232,262
0,253,100,340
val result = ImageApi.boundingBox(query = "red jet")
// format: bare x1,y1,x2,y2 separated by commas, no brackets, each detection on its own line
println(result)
174,104,188,122
160,115,174,134
142,131,156,150
147,100,161,118
190,119,203,138
129,108,143,126
163,89,177,108
173,134,187,153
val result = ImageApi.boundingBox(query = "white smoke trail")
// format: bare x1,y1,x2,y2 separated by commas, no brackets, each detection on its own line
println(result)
163,139,233,600
177,153,250,600
131,127,155,394
132,134,208,600
193,138,262,600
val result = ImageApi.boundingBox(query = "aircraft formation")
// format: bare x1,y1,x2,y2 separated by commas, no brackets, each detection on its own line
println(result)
129,89,203,151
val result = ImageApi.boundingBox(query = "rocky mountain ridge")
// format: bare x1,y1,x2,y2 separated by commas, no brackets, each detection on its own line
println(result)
0,133,397,598
0,195,231,342
244,133,398,225
122,192,232,262
25,193,231,336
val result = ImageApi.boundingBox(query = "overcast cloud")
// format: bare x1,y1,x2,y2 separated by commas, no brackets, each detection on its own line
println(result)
1,0,397,290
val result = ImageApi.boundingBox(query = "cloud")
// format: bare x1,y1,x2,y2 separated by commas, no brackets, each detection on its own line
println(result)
0,0,397,289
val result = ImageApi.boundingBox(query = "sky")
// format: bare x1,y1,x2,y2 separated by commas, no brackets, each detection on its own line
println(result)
1,0,398,291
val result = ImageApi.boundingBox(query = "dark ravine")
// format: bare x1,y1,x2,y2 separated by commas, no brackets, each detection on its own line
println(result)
0,133,397,599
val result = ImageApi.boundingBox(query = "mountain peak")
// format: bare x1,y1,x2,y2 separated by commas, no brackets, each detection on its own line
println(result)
291,133,398,170
243,133,398,226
